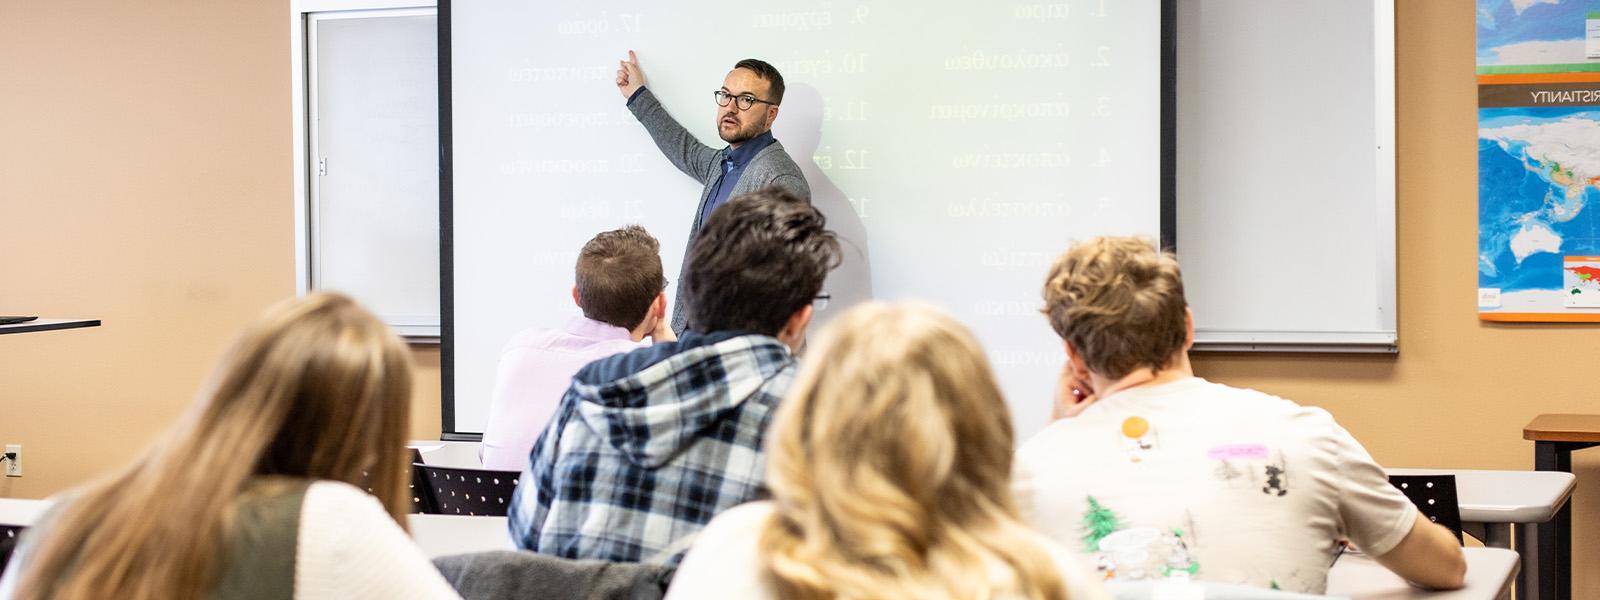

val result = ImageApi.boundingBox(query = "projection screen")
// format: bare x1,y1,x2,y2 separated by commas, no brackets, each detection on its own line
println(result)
446,0,1168,440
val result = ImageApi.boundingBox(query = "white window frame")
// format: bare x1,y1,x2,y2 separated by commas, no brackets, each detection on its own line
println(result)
290,0,439,339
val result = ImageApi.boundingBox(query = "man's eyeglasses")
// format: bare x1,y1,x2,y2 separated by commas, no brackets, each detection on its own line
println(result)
714,90,778,111
813,292,831,311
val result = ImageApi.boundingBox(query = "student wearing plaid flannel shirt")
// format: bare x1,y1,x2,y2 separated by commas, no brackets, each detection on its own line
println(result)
509,189,840,565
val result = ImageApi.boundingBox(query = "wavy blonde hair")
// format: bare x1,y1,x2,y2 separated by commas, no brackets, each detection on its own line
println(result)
1041,236,1187,379
15,292,414,600
759,302,1068,600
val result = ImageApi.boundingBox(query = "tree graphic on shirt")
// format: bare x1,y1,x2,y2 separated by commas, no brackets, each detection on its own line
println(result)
1082,495,1122,552
1213,459,1242,483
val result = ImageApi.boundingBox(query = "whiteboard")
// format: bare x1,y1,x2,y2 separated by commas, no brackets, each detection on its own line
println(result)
303,9,441,337
1174,0,1397,353
445,0,1166,437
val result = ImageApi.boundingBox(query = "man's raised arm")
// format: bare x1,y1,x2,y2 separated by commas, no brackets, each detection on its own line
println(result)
616,50,719,184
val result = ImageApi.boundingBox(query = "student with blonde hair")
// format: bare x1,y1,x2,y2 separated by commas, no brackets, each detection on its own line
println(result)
667,302,1107,600
0,293,460,600
1017,236,1464,594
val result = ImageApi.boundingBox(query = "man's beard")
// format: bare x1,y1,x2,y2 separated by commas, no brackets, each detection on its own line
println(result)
718,115,766,144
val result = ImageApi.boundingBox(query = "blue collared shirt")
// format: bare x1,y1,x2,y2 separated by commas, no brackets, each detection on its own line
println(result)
624,86,777,225
700,130,776,226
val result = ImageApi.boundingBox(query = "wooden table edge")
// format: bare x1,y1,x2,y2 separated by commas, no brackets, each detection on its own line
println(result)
1524,414,1600,443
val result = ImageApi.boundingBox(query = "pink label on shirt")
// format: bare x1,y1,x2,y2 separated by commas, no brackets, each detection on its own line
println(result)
1207,444,1268,460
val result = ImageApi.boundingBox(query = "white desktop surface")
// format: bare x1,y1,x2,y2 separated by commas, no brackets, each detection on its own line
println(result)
8,496,1517,600
0,498,51,526
408,440,483,469
4,498,512,561
1326,547,1517,600
403,513,1514,600
408,514,513,558
1388,468,1575,523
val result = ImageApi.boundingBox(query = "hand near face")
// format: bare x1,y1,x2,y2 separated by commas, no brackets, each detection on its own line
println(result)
648,312,676,343
1051,361,1098,420
616,50,645,99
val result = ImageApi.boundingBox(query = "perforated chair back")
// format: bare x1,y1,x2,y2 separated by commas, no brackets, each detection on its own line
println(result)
408,448,434,514
1,524,24,578
416,465,520,516
357,448,436,514
1388,474,1463,543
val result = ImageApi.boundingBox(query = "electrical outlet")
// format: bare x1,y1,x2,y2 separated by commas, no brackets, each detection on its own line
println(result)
4,444,19,477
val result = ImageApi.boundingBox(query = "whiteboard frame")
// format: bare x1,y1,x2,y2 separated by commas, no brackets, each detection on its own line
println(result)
1193,331,1397,353
1185,0,1398,354
291,0,439,340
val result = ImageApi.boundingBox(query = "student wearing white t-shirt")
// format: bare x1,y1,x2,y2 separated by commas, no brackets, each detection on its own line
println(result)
669,302,1108,600
1016,237,1464,594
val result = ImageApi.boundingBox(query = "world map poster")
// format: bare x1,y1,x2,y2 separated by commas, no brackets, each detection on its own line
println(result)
1478,0,1600,321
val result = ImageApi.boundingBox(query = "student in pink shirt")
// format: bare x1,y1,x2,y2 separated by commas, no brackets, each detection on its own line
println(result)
480,225,675,470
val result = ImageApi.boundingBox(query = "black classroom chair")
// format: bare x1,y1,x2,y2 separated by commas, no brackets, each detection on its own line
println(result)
416,464,520,517
0,524,24,578
408,447,434,514
1388,473,1464,544
360,448,435,514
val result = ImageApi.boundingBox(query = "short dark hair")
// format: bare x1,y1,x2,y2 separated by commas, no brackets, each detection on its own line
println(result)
684,189,839,335
574,225,667,329
734,58,786,105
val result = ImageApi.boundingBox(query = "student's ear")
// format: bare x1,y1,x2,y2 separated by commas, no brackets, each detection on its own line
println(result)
653,292,668,318
1183,307,1196,350
571,286,582,309
778,304,814,351
765,104,780,127
1063,340,1091,381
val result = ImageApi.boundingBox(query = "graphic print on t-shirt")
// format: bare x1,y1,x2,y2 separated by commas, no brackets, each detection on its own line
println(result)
1016,379,1424,595
1212,459,1245,485
1262,461,1289,497
1082,495,1122,552
1208,443,1266,488
1206,443,1291,497
1080,496,1200,581
1120,416,1157,462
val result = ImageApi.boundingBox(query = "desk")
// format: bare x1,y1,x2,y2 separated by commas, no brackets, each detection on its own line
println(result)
2,500,507,559
0,319,99,336
407,440,483,469
1388,468,1574,600
1107,549,1518,600
405,513,1512,600
0,498,51,526
408,514,513,558
1326,547,1519,600
1523,414,1600,600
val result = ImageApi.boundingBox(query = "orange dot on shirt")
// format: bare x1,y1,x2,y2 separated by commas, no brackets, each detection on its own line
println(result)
1121,416,1149,439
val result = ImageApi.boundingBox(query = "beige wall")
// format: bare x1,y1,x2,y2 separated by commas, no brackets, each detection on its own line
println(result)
3,0,1597,595
412,346,443,438
0,1,440,500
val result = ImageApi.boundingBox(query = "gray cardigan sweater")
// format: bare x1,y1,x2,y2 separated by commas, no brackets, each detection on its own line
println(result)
627,88,810,332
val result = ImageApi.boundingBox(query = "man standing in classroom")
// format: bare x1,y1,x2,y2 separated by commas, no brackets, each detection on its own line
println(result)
615,51,810,333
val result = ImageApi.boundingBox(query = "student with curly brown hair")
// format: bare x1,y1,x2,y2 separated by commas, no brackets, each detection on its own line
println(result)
1017,237,1464,594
